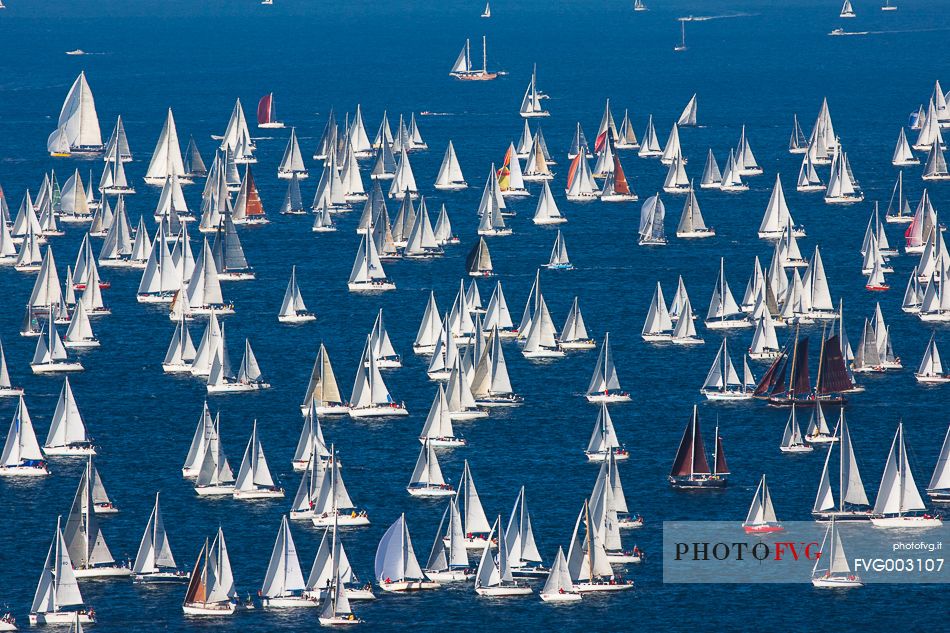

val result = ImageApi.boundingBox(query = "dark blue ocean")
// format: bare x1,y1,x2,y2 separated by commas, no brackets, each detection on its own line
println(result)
1,0,949,630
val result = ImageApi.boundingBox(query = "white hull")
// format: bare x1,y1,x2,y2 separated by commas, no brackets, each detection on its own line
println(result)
448,409,489,420
262,595,318,608
418,436,467,447
641,333,672,342
137,292,175,304
434,182,468,190
233,487,285,500
812,575,863,588
915,374,950,384
573,581,634,593
523,349,566,359
824,195,865,204
311,511,370,527
677,230,715,238
348,405,408,418
585,393,631,403
74,564,132,578
319,615,362,626
0,464,50,476
29,612,95,625
194,484,235,496
279,313,317,324
601,193,638,202
348,281,396,292
559,340,596,350
779,445,814,453
43,444,96,456
162,362,193,373
585,451,630,463
749,350,780,360
133,570,190,583
378,580,441,592
704,319,752,330
702,390,754,401
476,585,533,597
870,515,943,528
301,403,351,416
31,362,84,374
407,485,455,498
64,339,100,349
207,381,268,394
424,569,474,582
182,601,236,616
671,336,704,345
540,591,582,602
606,552,642,564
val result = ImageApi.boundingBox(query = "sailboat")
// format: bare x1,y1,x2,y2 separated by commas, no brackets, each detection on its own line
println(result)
779,407,812,453
840,0,856,17
641,281,673,341
742,475,783,533
304,517,375,601
481,1,491,17
676,182,713,237
811,412,871,522
413,292,443,355
540,547,580,602
48,72,104,156
522,293,564,359
670,295,703,345
64,468,130,577
145,109,190,186
132,493,189,583
788,114,808,154
505,487,550,576
674,19,687,51
749,312,780,360
585,403,629,462
318,564,362,625
278,128,308,179
701,340,755,400
520,66,549,118
471,326,522,405
44,378,94,456
566,500,633,592
586,333,630,402
669,405,728,489
449,36,497,80
407,440,454,497
0,396,49,476
824,151,864,204
474,517,533,596
233,421,284,499
706,259,751,329
375,514,440,591
870,423,942,527
434,141,467,190
182,529,238,615
638,194,667,245
423,501,474,582
301,344,349,416
278,265,316,323
349,336,407,417
927,425,950,501
194,415,235,496
812,517,862,588
29,517,96,625
915,335,950,383
419,386,466,447
633,0,648,10
260,517,312,607
560,297,596,349
257,93,284,129
348,234,395,291
311,446,370,527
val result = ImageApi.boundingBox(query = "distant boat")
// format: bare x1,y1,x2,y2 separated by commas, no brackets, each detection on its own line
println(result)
926,425,950,501
633,0,648,10
674,20,687,52
916,335,950,383
0,396,49,476
257,93,284,129
375,515,440,592
424,501,475,582
481,1,490,17
64,465,130,577
259,517,311,607
262,0,273,4
544,230,573,270
701,339,755,400
811,518,863,588
540,547,580,602
565,499,633,592
779,406,812,453
677,94,697,127
840,0,856,17
669,405,729,489
449,36,497,81
788,114,808,153
434,140,467,189
585,403,629,462
743,475,783,533
881,0,897,10
349,335,407,417
232,421,284,500
32,316,83,374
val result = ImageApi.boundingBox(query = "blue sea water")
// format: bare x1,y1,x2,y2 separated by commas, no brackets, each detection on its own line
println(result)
1,0,949,630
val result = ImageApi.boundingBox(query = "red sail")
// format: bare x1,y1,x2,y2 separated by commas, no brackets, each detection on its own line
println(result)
246,169,265,217
257,93,273,126
612,155,631,194
594,130,608,153
670,408,709,477
714,434,729,475
818,334,853,394
791,337,811,396
754,350,787,396
566,152,581,188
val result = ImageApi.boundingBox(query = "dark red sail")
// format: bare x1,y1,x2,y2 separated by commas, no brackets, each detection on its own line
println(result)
671,407,709,477
791,337,811,396
818,334,853,394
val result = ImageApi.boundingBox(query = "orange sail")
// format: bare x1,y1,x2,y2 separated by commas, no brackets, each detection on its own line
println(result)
566,153,581,189
245,169,265,217
612,154,630,195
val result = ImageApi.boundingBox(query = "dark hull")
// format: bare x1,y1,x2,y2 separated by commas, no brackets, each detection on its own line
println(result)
669,476,727,490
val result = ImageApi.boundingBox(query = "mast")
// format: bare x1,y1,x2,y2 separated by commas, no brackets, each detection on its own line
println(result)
482,35,487,72
788,324,799,396
814,325,827,398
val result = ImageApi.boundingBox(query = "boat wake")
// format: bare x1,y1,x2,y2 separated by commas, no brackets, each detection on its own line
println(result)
679,12,755,22
420,112,453,116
